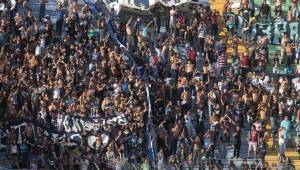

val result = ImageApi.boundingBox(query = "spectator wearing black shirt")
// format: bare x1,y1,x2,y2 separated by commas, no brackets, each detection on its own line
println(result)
232,126,241,159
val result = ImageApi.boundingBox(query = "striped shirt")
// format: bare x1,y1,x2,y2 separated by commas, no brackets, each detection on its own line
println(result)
217,54,227,68
198,26,206,38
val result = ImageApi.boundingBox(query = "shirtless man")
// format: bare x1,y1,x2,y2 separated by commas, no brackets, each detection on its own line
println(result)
169,6,177,33
81,4,89,19
185,61,195,79
262,92,269,105
252,88,259,105
24,122,34,144
258,103,268,123
257,34,269,49
285,43,294,67
241,0,249,10
274,0,282,16
296,63,300,74
242,91,250,102
14,13,23,35
208,85,219,117
281,33,289,64
126,17,135,52
275,0,282,9
70,0,79,23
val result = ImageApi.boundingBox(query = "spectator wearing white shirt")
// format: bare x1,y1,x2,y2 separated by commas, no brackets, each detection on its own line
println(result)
197,22,206,52
80,158,89,170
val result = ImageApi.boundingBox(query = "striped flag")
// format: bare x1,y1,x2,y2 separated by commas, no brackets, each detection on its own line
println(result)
145,84,157,165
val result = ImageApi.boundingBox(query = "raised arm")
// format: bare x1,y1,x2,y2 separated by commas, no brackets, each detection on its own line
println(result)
146,20,153,28
126,17,133,28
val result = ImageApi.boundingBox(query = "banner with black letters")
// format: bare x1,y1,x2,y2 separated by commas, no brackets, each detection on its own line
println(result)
0,114,127,149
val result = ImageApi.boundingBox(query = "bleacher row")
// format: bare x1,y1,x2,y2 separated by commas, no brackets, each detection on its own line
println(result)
212,0,300,74
226,13,300,45
264,21,299,44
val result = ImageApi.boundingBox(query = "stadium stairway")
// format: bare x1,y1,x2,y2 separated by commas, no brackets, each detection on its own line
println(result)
210,0,247,61
0,149,14,169
265,124,300,168
207,120,262,167
221,125,260,167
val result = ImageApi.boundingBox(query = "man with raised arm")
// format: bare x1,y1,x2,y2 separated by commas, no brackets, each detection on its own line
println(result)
126,16,135,52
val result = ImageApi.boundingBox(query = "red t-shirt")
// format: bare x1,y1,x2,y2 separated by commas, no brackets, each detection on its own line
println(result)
249,130,258,142
242,55,249,67
152,55,159,65
212,14,218,25
188,50,197,61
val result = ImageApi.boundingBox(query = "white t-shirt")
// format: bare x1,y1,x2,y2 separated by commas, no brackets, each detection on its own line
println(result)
170,9,176,16
218,81,223,91
279,138,285,145
198,26,206,38
35,45,41,56
292,78,300,91
40,38,45,49
11,145,18,154
53,89,60,99
40,110,47,120
80,159,89,170
57,116,63,129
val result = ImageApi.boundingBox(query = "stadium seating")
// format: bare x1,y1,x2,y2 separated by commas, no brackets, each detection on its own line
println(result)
212,0,300,168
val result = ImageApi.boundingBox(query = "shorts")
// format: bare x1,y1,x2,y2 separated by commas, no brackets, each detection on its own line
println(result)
248,141,257,151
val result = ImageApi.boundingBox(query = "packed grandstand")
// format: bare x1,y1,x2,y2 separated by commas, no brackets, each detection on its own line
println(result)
0,0,300,169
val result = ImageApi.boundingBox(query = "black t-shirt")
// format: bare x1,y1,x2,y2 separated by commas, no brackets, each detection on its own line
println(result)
66,21,76,38
26,16,35,26
155,99,164,113
233,130,241,144
185,30,193,43
270,105,279,118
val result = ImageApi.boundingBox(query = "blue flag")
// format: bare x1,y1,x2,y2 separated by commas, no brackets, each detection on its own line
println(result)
145,84,157,164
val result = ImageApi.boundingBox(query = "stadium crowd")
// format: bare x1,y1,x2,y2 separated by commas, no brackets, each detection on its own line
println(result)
0,0,300,169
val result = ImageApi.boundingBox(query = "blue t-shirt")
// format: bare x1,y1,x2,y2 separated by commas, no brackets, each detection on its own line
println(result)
122,82,128,93
20,142,28,153
142,26,148,38
281,120,291,131
56,10,64,20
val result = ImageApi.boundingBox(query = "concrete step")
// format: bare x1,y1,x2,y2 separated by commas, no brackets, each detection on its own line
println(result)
266,153,299,159
211,4,224,10
0,151,14,169
265,122,299,167
266,159,300,166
